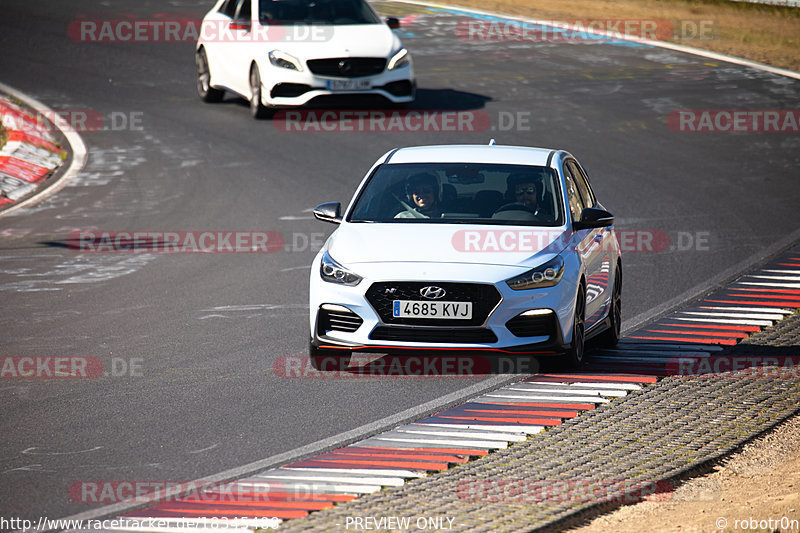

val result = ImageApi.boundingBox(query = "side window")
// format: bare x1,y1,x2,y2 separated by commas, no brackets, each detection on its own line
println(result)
219,0,238,18
567,160,595,208
563,168,586,222
234,0,252,20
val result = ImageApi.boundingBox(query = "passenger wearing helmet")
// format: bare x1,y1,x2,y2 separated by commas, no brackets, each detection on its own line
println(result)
395,172,443,218
491,172,546,220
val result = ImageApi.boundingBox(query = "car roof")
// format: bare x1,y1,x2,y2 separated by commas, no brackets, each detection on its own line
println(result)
385,144,556,167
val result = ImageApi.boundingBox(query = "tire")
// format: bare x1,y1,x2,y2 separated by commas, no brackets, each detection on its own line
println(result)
249,64,272,119
309,341,350,371
562,285,586,369
196,48,224,102
596,264,622,348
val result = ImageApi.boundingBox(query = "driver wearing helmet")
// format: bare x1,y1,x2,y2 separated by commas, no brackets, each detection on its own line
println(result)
499,172,545,217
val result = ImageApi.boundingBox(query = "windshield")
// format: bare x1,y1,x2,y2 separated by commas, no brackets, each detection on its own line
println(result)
259,0,382,24
348,163,565,226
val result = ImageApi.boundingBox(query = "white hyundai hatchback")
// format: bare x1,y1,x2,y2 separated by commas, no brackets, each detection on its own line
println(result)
195,0,415,117
309,143,622,368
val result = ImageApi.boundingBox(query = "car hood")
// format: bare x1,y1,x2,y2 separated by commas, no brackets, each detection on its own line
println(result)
270,24,399,59
327,223,572,268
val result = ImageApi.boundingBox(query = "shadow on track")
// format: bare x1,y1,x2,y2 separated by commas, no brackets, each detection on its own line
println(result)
216,87,492,119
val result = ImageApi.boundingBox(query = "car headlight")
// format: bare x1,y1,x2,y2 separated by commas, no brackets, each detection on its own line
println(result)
506,256,565,290
320,251,363,286
387,48,410,70
269,50,303,71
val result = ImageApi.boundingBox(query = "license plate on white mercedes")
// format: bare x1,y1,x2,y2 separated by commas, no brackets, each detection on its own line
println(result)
392,301,473,319
327,79,371,91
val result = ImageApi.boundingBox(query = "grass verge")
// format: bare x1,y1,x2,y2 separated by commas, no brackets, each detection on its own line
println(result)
436,0,800,72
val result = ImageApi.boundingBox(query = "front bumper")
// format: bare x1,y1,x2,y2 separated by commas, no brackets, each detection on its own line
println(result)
262,62,415,107
309,262,578,355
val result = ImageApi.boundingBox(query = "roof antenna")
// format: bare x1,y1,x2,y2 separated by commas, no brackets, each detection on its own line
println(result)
488,138,496,146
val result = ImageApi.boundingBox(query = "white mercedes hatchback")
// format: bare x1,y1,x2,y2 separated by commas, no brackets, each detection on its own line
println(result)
195,0,415,117
309,143,622,368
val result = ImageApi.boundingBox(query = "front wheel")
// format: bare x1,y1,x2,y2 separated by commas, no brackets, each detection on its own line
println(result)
196,49,224,102
562,286,585,369
249,65,272,119
596,265,622,348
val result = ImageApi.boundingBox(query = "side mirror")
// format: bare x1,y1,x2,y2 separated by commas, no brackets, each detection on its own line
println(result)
574,207,614,230
313,202,342,224
385,17,400,29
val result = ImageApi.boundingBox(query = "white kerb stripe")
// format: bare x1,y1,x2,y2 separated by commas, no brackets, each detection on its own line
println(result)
504,386,627,397
617,341,725,351
484,393,610,403
373,434,508,449
679,311,784,320
748,275,800,281
255,470,406,486
418,422,545,434
410,421,529,435
735,281,800,289
568,382,643,391
234,479,379,494
396,425,527,442
282,466,424,478
698,306,792,314
672,316,773,326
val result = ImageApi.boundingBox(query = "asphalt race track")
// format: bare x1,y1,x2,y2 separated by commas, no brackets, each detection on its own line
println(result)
1,0,799,526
